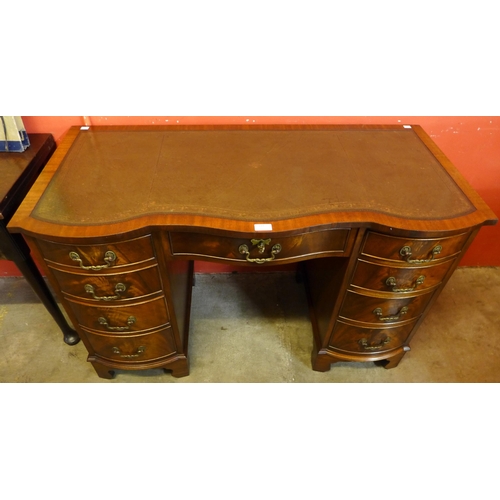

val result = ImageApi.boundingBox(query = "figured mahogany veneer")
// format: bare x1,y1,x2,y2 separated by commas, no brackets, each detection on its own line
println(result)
169,228,353,262
360,231,471,262
8,125,497,379
339,289,434,324
37,235,156,269
329,320,418,357
83,326,177,363
351,259,455,294
50,265,163,302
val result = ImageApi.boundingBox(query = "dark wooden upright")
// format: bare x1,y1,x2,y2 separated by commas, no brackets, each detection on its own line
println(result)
0,134,79,345
8,126,497,378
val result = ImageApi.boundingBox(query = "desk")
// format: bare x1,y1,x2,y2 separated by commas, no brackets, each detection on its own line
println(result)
8,125,497,378
0,134,79,345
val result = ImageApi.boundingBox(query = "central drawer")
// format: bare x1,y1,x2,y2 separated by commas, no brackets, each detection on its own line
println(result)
169,228,352,263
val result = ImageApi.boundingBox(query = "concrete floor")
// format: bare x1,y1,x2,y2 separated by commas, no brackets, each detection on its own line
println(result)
0,267,499,383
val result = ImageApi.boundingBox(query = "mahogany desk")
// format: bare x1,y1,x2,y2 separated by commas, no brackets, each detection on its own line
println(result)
0,134,78,345
8,125,497,378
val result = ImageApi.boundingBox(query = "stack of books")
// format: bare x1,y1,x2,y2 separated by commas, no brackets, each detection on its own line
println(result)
0,116,30,152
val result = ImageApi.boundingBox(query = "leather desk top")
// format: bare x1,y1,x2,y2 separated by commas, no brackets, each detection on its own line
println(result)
8,125,497,238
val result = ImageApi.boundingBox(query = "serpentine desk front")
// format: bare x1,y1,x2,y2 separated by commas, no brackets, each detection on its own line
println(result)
8,125,497,378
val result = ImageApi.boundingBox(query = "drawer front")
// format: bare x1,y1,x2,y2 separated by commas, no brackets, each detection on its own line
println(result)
67,296,170,333
51,265,163,302
83,327,177,363
361,231,470,263
339,290,433,324
351,258,455,293
169,228,351,262
329,320,415,354
37,234,156,270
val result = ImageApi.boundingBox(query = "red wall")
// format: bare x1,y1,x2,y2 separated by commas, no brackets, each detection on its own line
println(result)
2,116,498,276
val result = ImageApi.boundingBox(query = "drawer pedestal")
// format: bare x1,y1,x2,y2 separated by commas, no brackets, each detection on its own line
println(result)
308,229,478,372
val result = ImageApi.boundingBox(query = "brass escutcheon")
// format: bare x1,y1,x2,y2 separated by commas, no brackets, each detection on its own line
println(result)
251,238,271,254
239,238,282,264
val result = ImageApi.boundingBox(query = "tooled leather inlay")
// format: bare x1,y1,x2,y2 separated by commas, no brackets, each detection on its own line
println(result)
32,129,475,225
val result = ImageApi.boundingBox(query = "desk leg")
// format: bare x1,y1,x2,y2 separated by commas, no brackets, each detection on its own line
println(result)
4,231,80,345
313,346,411,372
91,361,115,379
375,347,410,369
89,358,189,379
165,357,190,378
311,348,333,372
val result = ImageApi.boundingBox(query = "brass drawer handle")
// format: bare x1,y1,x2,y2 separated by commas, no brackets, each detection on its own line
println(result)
84,283,126,301
399,245,442,264
386,275,425,292
69,250,117,270
111,345,146,358
373,306,408,322
239,239,282,264
359,337,391,351
98,315,136,331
